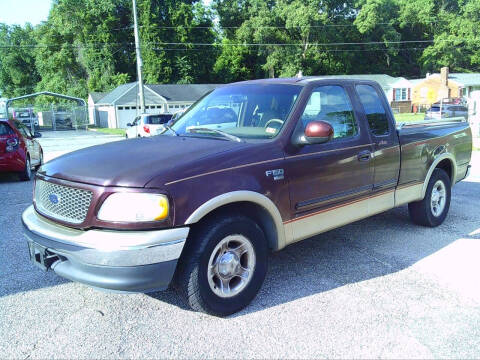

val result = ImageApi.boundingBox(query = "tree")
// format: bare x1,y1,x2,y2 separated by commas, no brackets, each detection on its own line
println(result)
420,0,480,73
0,24,40,97
138,0,218,84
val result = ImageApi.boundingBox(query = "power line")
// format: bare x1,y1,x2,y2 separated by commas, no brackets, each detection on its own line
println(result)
150,47,431,52
110,21,439,31
0,38,472,49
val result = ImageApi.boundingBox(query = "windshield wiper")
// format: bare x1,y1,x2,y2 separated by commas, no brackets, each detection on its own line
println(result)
187,128,242,142
163,124,179,136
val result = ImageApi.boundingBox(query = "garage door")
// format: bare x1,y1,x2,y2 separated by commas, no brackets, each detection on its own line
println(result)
117,108,138,128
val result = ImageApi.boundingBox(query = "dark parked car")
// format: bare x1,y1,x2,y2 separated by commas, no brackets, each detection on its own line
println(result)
0,118,43,180
425,103,468,120
23,78,472,316
13,108,39,127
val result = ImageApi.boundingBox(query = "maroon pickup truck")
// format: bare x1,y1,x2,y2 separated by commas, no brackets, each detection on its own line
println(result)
22,78,472,316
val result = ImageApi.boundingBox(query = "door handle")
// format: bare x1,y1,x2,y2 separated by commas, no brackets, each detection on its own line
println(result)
357,150,371,162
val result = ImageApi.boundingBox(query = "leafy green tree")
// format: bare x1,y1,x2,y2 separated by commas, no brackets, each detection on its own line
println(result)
138,0,218,84
0,24,40,97
420,0,480,72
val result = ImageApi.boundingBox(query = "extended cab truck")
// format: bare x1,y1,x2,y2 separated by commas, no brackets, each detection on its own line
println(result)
22,78,472,316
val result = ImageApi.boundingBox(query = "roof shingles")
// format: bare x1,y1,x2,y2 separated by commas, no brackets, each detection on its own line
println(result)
97,82,220,106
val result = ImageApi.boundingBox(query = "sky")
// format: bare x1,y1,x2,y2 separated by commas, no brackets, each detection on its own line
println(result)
0,0,212,26
0,0,52,26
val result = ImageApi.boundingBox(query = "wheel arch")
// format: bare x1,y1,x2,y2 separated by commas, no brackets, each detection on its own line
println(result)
422,153,456,198
185,191,286,251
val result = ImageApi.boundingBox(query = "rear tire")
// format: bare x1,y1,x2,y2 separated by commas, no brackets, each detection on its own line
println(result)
173,214,268,316
408,168,451,227
19,156,32,181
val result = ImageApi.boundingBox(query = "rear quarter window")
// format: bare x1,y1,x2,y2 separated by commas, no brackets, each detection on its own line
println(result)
0,123,14,136
356,84,390,136
146,115,173,124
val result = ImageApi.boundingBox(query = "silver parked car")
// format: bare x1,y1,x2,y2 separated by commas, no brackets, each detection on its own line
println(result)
425,103,468,120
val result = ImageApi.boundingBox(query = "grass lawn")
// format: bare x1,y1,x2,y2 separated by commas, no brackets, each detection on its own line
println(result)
394,113,425,123
89,127,126,136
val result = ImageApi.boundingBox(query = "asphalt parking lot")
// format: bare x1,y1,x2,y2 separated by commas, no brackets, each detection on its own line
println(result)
1,134,479,358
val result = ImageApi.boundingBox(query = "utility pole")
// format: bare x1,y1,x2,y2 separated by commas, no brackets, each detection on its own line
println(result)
132,0,145,114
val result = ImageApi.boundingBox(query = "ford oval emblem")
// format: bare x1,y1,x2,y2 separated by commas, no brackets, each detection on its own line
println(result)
49,194,60,204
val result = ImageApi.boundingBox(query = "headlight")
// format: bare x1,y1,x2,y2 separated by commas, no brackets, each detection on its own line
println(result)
97,193,169,222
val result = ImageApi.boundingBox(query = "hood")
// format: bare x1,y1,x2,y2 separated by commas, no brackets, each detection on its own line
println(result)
39,136,250,187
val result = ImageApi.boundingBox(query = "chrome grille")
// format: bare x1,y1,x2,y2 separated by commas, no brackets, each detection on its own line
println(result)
35,179,93,224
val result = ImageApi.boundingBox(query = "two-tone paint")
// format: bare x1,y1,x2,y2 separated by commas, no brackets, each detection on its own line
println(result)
34,78,472,253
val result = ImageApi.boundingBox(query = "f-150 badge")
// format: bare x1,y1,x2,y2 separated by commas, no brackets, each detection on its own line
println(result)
266,169,284,180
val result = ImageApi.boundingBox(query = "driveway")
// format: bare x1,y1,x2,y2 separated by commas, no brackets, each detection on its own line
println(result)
0,142,479,358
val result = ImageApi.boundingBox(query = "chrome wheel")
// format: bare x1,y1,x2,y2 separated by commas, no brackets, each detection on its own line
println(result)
430,180,446,217
207,235,256,298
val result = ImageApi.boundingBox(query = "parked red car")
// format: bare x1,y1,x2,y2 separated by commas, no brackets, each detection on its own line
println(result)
0,118,43,180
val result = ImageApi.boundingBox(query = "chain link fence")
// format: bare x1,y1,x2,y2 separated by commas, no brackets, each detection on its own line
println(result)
37,105,88,131
9,104,88,132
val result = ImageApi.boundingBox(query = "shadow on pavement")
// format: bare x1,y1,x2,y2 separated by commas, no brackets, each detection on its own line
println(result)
149,179,480,316
0,172,23,183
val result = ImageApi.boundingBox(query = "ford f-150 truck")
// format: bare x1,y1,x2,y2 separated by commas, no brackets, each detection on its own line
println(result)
22,78,472,316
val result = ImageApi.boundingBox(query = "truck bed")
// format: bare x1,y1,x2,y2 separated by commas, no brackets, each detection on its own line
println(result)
397,119,472,192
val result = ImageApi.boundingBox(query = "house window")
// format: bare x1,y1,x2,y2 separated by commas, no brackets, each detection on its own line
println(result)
394,88,409,101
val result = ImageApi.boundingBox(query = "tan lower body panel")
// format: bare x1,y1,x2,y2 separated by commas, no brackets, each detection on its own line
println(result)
394,182,423,206
284,183,424,246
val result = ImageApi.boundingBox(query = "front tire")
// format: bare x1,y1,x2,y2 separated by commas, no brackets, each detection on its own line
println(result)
408,168,451,227
34,151,43,170
173,214,268,316
19,156,32,181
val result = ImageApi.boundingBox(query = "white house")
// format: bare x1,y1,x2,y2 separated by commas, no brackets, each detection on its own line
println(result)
88,92,107,126
92,82,219,129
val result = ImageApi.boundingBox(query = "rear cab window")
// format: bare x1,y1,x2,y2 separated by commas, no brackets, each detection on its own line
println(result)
145,114,173,125
356,84,390,136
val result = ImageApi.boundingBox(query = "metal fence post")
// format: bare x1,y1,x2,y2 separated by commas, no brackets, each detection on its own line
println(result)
51,103,56,131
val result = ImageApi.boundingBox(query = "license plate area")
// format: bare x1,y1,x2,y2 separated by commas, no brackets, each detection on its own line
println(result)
28,241,58,271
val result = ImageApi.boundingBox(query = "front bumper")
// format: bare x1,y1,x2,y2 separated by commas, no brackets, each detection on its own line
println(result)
22,205,189,292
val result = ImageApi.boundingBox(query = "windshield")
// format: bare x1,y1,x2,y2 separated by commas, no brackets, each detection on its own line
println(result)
169,84,302,140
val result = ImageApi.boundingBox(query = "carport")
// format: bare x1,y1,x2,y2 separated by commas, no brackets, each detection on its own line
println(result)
5,91,87,133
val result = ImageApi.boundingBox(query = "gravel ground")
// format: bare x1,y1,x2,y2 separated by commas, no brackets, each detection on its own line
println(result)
0,143,479,358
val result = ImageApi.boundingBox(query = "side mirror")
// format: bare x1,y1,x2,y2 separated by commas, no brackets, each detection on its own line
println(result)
126,123,132,127
293,121,334,146
33,131,42,138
